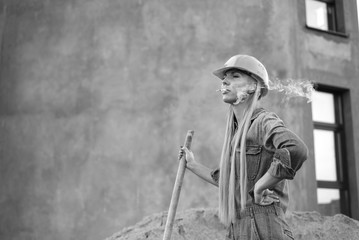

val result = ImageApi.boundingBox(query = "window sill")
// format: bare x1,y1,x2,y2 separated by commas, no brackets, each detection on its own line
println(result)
305,25,349,38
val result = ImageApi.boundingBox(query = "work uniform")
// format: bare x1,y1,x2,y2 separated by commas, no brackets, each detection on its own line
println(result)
211,108,308,240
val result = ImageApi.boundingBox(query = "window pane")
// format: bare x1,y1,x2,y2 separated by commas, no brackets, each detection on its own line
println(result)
306,0,329,31
317,188,341,216
312,91,335,123
314,130,337,181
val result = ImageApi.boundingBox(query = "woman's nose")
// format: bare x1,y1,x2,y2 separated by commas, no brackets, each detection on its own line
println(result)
222,77,229,85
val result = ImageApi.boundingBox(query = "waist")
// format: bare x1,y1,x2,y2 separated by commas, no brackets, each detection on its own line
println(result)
236,203,284,219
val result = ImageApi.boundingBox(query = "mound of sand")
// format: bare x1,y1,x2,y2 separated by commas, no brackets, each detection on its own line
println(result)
105,208,359,240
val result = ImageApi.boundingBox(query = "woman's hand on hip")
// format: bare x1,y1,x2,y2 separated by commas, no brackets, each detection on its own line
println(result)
254,188,280,206
253,172,281,205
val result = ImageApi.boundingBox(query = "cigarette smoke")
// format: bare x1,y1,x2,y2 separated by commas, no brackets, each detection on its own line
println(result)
268,78,315,103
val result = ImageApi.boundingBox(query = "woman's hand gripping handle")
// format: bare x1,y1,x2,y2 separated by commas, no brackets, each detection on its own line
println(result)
178,146,196,169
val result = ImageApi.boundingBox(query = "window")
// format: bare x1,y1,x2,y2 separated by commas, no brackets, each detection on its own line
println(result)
311,88,349,216
305,0,346,35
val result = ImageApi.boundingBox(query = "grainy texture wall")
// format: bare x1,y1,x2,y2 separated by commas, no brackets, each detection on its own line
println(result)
0,0,358,240
296,0,359,219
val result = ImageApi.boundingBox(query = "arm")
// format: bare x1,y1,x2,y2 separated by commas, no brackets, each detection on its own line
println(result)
187,161,219,187
253,172,281,205
180,147,218,187
253,113,308,204
255,172,281,192
262,113,308,180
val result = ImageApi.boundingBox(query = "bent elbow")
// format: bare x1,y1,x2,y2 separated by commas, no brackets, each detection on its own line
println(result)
293,140,308,170
299,141,309,162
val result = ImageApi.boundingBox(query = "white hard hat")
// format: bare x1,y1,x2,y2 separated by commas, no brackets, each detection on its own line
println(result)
213,55,269,97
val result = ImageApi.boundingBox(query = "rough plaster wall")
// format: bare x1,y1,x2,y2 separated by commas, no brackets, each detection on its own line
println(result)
0,0,317,240
296,0,359,219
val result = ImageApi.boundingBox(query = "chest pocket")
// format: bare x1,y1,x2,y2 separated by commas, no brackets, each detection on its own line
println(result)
236,145,262,180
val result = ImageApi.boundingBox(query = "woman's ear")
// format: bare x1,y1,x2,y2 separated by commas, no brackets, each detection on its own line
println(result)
247,83,257,94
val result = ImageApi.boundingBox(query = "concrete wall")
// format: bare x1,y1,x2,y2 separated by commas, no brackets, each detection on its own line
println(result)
296,0,359,219
0,0,357,239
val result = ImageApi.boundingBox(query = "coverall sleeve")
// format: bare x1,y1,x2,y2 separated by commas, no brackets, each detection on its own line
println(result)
262,113,308,180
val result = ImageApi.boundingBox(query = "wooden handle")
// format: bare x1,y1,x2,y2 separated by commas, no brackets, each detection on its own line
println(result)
162,130,194,240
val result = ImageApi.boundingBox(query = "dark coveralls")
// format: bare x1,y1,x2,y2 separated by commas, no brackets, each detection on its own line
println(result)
211,108,308,240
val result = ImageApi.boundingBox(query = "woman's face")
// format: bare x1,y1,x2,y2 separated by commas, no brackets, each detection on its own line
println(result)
220,69,256,105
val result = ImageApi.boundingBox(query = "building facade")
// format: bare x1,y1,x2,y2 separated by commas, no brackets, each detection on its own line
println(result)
0,0,358,240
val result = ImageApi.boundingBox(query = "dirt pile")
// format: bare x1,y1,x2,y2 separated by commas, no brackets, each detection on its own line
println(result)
105,208,359,240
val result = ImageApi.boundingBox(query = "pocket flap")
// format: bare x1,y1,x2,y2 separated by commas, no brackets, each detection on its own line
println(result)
236,145,262,155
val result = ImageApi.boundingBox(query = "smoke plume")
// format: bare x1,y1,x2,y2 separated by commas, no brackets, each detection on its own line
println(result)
268,78,315,103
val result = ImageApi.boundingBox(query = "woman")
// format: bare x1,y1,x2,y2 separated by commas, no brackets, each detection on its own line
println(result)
179,55,308,239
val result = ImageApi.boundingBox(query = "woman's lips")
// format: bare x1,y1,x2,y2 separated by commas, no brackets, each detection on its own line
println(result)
216,88,230,94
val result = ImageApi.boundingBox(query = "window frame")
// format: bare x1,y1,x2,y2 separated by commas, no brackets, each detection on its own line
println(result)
312,85,350,216
305,0,348,37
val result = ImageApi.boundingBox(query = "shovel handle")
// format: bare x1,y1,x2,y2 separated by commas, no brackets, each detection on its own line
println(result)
162,130,194,240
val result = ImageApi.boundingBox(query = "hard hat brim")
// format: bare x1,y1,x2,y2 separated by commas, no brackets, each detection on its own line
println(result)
212,66,247,79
